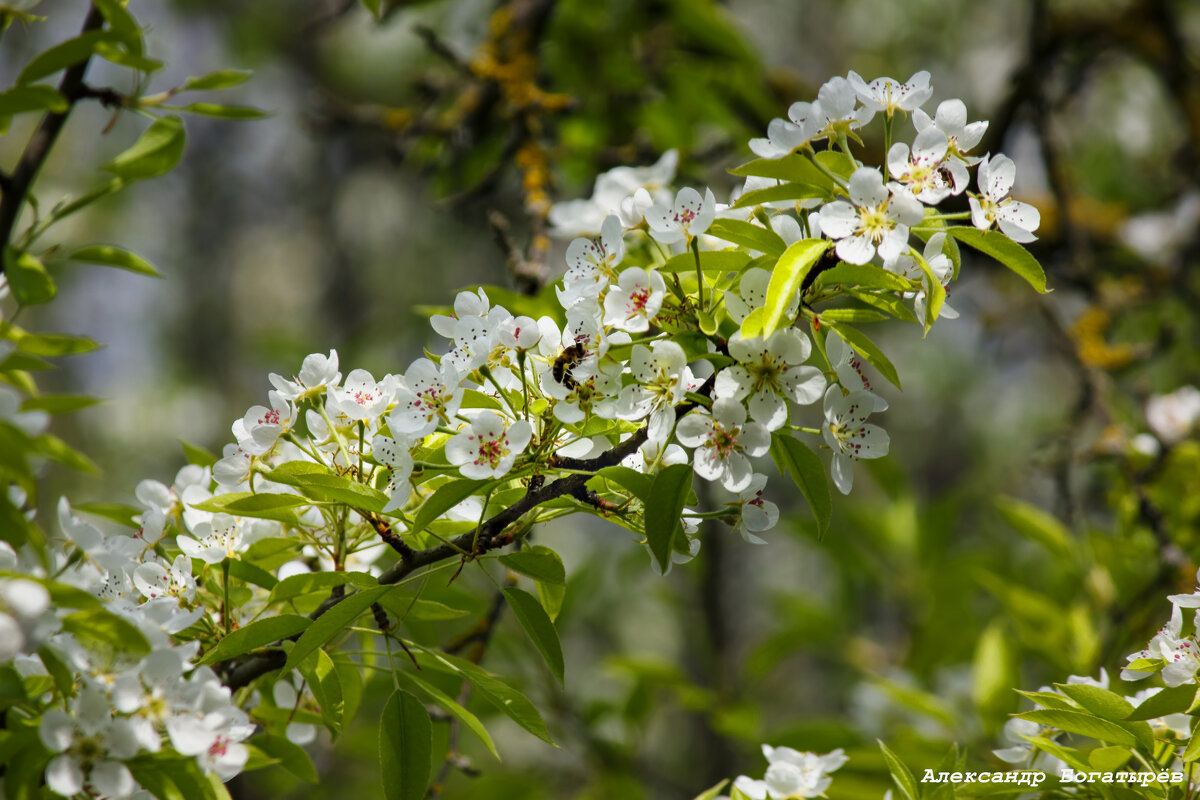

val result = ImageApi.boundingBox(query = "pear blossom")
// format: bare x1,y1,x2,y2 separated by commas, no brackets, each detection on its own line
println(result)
40,689,141,799
234,390,296,456
166,706,255,781
823,386,891,494
676,398,770,492
734,745,849,800
269,350,341,402
883,233,959,322
0,383,49,436
621,439,690,475
888,127,954,204
1146,386,1200,443
133,555,196,603
602,267,667,332
389,359,464,439
969,154,1040,243
177,513,249,564
327,369,394,422
714,330,826,430
496,315,543,351
445,412,532,480
559,215,625,306
848,70,932,116
731,473,779,544
371,432,414,513
646,187,716,245
723,266,800,326
1122,605,1198,685
914,98,988,163
616,341,696,443
825,331,888,409
820,167,923,264
548,149,678,237
815,75,875,135
749,114,819,160
541,361,621,424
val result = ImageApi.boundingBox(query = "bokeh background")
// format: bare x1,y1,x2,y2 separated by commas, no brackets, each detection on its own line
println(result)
4,0,1200,797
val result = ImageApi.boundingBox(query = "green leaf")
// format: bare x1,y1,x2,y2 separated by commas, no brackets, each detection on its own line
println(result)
995,496,1072,559
95,44,161,73
816,308,888,324
499,545,565,584
1126,684,1198,721
816,261,914,294
644,463,693,575
1017,709,1138,747
659,249,750,274
104,115,186,181
15,332,100,357
249,734,318,783
282,585,395,674
1055,683,1135,722
226,559,278,590
731,182,830,208
195,614,310,666
72,501,138,528
769,434,831,538
268,571,377,605
1087,745,1132,772
18,30,123,84
415,647,554,744
20,394,100,414
61,608,150,656
743,239,828,338
182,69,254,91
380,690,431,800
707,218,785,257
0,84,67,114
375,593,468,622
824,322,901,389
263,462,388,512
189,492,309,523
176,102,268,120
4,249,56,306
592,465,652,500
972,622,1016,717
1183,731,1200,763
877,739,919,800
693,780,730,800
298,649,344,734
360,0,383,17
68,244,162,277
948,227,1048,293
408,478,490,531
37,645,74,696
396,668,500,760
729,153,836,190
34,433,99,473
503,587,565,684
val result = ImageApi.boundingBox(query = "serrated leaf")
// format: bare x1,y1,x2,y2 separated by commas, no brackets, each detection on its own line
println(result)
249,735,317,783
104,116,185,181
732,182,830,208
499,546,565,584
660,249,751,274
195,614,309,666
0,84,67,114
268,571,377,605
68,244,161,277
729,153,836,189
4,249,56,306
263,463,388,512
1126,684,1198,721
707,218,785,257
814,261,915,293
1056,683,1135,722
1017,709,1138,747
182,69,253,91
415,647,554,744
298,649,343,734
503,587,564,684
744,239,828,338
644,463,693,575
592,465,652,500
189,492,309,522
877,739,919,800
769,434,830,538
408,478,489,531
226,559,278,590
282,585,395,674
948,227,1048,293
380,690,431,800
824,322,901,389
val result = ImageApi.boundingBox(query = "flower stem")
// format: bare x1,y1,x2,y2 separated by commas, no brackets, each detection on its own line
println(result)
691,235,705,312
222,557,231,633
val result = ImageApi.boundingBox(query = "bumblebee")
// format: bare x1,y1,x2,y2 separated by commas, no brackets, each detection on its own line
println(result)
551,343,586,390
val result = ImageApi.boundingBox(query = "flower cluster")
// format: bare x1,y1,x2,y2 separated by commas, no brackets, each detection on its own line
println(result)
0,69,1045,798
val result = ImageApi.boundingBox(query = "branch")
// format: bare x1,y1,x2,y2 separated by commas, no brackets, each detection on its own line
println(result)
223,374,714,691
0,5,105,270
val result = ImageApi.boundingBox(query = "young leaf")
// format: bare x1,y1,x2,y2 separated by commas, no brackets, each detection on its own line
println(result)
660,249,751,274
749,238,828,338
769,434,831,538
0,84,68,114
226,559,278,590
499,545,565,585
194,614,310,666
176,102,269,120
4,249,56,306
282,585,395,674
189,492,309,524
182,69,254,91
61,608,150,656
824,322,901,389
815,262,914,294
104,116,186,181
877,740,919,800
693,780,730,800
707,218,786,257
407,478,490,531
503,587,565,684
181,440,218,467
20,394,101,414
14,332,100,357
1126,684,1198,721
18,32,119,84
591,465,653,500
732,182,829,209
948,227,1048,293
68,244,162,277
729,153,836,190
644,463,694,575
1017,709,1138,748
994,496,1072,559
380,690,431,800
